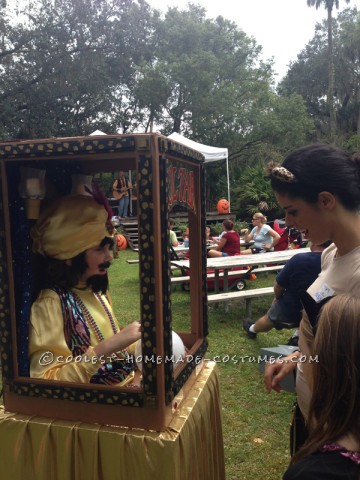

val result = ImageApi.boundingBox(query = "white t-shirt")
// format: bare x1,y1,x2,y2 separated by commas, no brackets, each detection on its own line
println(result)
307,243,360,301
297,242,360,419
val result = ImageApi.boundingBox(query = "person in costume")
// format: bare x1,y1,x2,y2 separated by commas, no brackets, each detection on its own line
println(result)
29,193,141,385
283,295,360,480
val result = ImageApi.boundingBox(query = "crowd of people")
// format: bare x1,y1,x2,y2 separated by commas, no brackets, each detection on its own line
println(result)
26,141,360,478
170,213,298,258
170,142,360,478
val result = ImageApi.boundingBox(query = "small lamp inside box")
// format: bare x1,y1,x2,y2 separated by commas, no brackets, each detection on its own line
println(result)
0,133,209,431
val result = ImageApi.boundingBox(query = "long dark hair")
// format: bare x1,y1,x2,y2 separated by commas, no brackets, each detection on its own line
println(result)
32,237,113,298
268,144,360,209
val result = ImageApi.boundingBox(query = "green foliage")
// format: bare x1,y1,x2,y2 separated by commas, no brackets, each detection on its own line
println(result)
2,0,356,210
174,222,188,235
344,133,360,153
234,220,249,232
279,5,358,143
94,172,115,197
0,0,156,138
208,222,223,236
209,221,248,236
232,161,283,220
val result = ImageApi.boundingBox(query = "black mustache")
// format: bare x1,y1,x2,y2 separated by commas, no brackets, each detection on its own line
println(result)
98,261,111,270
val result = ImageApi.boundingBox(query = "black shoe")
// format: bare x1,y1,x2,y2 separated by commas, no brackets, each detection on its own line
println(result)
243,319,257,339
286,335,299,347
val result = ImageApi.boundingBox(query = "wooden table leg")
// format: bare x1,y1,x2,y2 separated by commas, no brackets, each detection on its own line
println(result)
214,269,220,309
223,269,229,313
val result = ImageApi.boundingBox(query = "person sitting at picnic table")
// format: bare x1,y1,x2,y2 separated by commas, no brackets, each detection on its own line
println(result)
243,241,332,344
241,212,280,254
169,219,179,247
208,219,240,257
205,225,216,245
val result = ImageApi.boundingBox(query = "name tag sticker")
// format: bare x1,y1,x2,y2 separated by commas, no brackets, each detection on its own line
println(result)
312,283,335,303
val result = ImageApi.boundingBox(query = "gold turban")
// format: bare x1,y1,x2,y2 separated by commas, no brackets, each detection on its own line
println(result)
31,195,109,260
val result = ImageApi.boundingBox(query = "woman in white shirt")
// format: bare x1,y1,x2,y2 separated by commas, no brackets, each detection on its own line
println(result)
241,212,280,254
263,143,360,457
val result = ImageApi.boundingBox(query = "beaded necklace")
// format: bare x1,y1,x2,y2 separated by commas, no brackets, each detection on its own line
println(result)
72,290,119,343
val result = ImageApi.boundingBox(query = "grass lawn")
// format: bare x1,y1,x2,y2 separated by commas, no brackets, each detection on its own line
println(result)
0,247,295,479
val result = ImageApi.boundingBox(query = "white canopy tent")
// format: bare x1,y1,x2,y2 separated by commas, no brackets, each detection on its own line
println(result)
167,132,230,209
90,129,107,135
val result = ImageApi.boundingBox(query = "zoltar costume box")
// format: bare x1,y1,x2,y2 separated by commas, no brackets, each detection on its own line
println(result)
0,133,216,431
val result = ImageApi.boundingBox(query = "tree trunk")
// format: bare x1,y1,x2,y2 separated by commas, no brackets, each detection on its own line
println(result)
327,5,336,142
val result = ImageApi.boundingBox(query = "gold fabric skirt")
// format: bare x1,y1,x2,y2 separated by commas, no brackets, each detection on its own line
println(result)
0,361,224,480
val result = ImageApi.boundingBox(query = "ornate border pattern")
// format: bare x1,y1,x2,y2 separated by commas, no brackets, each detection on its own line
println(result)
0,136,136,158
137,153,158,399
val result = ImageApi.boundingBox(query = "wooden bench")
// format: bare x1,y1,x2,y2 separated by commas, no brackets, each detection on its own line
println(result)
207,286,274,320
170,264,284,285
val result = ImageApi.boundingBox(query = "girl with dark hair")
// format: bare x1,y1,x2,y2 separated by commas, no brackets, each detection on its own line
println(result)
264,143,360,456
284,295,360,479
208,219,240,257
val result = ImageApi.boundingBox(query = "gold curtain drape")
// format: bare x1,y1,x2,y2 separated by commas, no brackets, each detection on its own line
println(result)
0,361,225,480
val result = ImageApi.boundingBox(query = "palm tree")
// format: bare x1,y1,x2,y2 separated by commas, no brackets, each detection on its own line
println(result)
307,0,351,141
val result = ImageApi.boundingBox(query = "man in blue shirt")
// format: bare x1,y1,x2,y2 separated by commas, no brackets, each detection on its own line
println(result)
243,241,332,344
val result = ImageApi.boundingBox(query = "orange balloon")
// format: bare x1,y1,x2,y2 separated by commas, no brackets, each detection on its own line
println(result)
217,198,229,214
116,234,128,250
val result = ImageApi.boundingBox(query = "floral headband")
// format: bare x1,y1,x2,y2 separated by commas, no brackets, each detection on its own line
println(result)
264,162,298,184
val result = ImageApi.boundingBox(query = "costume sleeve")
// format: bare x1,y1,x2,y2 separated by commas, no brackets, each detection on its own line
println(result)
29,290,101,382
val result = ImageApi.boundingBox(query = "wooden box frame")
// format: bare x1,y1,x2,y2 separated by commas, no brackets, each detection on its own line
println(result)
0,133,208,431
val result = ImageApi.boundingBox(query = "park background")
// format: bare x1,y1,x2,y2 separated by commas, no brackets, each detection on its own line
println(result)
1,0,360,218
1,0,360,478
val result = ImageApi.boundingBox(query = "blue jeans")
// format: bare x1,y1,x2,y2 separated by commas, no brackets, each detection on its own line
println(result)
118,195,129,217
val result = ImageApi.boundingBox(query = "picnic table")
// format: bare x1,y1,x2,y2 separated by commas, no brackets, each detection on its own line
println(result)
172,248,310,290
173,238,253,254
171,248,311,313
